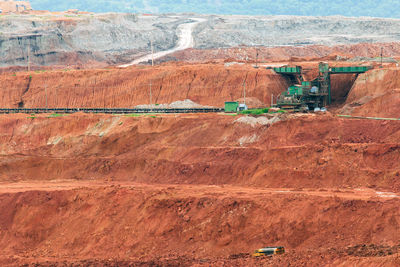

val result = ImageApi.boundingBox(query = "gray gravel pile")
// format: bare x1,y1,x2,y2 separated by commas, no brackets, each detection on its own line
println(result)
234,115,281,127
135,99,213,109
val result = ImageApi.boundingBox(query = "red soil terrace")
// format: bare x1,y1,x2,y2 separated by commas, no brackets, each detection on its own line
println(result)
0,112,399,266
0,59,399,266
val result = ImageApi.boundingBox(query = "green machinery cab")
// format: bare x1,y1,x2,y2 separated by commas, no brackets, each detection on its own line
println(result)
276,81,320,111
252,246,285,257
224,101,239,113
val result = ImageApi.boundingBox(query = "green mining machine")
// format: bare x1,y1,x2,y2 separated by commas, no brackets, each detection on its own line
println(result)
273,63,372,111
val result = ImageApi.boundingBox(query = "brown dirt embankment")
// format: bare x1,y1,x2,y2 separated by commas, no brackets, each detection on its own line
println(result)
0,113,399,192
0,184,399,266
342,68,400,117
0,61,379,113
0,64,288,108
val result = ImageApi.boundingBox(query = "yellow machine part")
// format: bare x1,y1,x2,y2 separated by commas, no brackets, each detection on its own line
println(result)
252,247,285,257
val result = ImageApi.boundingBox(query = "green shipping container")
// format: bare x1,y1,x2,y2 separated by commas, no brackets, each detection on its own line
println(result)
273,66,302,74
225,102,239,113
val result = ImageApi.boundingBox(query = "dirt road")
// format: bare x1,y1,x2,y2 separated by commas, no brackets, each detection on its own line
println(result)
120,18,205,67
0,181,398,200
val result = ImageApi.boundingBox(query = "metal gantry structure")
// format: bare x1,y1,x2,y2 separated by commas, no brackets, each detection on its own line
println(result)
273,62,372,111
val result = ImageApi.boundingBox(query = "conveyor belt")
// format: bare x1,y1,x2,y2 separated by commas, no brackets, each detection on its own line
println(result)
0,108,224,114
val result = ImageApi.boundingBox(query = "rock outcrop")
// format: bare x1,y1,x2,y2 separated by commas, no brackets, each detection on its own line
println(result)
0,13,181,67
3,13,400,67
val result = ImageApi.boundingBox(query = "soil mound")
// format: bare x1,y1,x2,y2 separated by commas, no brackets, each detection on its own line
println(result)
342,68,400,117
135,99,214,109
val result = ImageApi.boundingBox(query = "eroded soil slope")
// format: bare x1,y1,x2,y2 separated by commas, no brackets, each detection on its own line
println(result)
0,62,371,110
0,113,399,265
0,113,399,191
342,67,400,117
0,62,399,266
0,64,287,108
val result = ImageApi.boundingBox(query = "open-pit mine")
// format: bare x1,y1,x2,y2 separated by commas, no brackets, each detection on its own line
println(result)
0,10,399,267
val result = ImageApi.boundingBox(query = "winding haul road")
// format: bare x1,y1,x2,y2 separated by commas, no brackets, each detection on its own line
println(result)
120,18,205,67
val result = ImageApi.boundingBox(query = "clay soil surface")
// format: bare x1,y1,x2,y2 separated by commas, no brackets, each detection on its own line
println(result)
0,181,400,266
0,59,399,266
0,111,399,266
1,60,394,113
0,63,288,108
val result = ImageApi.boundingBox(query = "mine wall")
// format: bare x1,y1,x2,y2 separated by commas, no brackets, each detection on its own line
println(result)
0,187,399,263
0,64,288,108
1,11,400,267
0,63,371,109
0,114,399,190
0,13,179,67
0,112,399,265
2,63,397,117
0,65,399,265
3,13,400,67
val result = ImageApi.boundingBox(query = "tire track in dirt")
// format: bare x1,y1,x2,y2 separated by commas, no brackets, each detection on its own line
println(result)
0,181,397,200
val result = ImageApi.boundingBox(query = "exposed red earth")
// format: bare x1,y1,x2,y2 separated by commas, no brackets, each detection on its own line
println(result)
0,62,380,109
0,181,399,266
0,49,400,265
0,111,399,266
0,64,288,108
342,67,400,117
0,113,399,190
1,60,398,117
